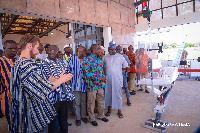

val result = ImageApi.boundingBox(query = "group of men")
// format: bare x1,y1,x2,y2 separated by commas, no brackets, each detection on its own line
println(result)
0,34,151,133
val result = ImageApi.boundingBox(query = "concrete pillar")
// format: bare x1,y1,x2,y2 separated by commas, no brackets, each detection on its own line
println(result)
70,23,76,55
103,27,112,54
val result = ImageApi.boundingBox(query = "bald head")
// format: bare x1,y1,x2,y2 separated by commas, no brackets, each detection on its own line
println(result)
116,45,122,54
77,46,86,59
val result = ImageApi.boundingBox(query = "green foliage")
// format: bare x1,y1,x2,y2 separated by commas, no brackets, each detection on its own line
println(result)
163,44,170,49
185,43,195,48
170,43,177,48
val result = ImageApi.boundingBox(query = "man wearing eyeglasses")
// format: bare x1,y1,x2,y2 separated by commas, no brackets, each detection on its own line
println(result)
39,45,75,133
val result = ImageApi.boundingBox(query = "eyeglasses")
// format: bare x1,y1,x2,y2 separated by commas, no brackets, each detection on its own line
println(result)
27,36,35,43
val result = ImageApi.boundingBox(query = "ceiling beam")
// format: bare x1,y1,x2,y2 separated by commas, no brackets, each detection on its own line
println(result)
28,18,42,33
2,14,19,38
39,21,63,38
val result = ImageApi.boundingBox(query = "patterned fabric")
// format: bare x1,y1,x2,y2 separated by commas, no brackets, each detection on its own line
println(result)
39,58,75,104
67,55,86,92
34,52,48,63
126,51,136,70
109,41,116,48
83,54,106,92
63,54,72,66
9,58,56,133
0,56,14,116
15,55,20,60
138,54,150,73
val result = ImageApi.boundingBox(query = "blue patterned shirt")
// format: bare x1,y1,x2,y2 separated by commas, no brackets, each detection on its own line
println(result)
9,58,56,133
83,54,106,92
67,55,86,92
39,58,75,104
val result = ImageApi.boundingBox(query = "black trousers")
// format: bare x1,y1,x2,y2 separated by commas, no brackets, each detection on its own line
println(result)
48,101,68,133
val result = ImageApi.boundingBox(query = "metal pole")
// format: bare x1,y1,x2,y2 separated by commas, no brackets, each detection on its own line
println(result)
148,20,155,112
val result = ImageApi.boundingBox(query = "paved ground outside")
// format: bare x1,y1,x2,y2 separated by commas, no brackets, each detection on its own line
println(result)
0,79,200,133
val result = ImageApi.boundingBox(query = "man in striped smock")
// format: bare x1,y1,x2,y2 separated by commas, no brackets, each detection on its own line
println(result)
68,46,88,126
39,45,75,133
9,34,73,133
0,40,17,121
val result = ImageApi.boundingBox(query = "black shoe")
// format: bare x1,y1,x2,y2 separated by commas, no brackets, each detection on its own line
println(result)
81,118,89,123
0,113,4,118
145,90,150,93
91,121,98,126
76,120,81,126
130,91,136,95
98,117,109,122
138,88,143,91
67,122,72,126
127,101,131,106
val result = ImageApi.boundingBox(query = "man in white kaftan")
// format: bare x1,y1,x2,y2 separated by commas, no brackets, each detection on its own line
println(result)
103,41,129,118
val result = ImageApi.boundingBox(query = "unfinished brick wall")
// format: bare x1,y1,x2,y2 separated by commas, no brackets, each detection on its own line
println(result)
0,0,136,45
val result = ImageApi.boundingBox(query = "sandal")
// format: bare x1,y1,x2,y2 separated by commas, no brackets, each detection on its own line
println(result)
118,112,124,118
105,110,111,116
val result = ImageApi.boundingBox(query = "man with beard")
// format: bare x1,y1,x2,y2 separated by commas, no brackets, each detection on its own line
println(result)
39,45,75,133
9,34,73,133
0,40,17,121
68,46,88,126
103,42,129,118
83,44,109,126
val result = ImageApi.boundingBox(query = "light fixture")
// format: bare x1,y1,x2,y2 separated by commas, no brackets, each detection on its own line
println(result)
50,32,54,35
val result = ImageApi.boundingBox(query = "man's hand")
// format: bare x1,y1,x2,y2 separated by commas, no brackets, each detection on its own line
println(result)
52,71,73,90
48,74,59,82
59,71,73,83
102,77,107,82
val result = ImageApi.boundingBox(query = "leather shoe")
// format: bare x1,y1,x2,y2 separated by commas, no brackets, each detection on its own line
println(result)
127,101,131,106
76,120,81,126
81,118,89,123
145,90,150,93
99,117,109,122
91,121,98,126
130,91,136,95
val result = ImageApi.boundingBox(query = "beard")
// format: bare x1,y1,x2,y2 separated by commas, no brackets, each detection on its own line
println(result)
30,48,36,59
